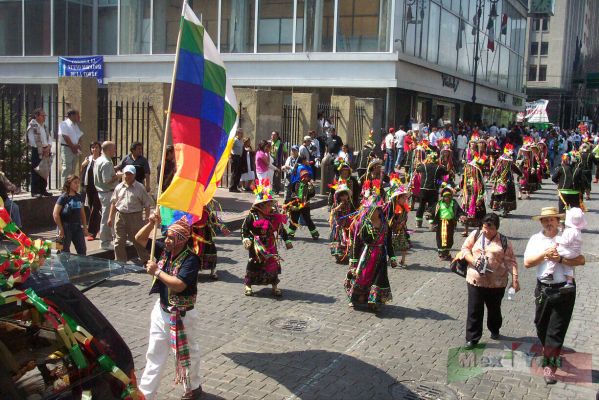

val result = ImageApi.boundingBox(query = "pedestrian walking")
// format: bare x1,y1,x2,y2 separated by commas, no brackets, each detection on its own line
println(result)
58,109,84,186
26,108,52,197
116,141,152,192
524,207,586,384
108,165,153,264
460,213,519,349
382,127,395,175
228,128,244,192
135,212,203,400
94,141,122,250
80,142,102,240
551,152,583,213
53,175,88,255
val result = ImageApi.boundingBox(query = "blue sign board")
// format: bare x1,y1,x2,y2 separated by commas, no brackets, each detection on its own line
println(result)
58,56,104,85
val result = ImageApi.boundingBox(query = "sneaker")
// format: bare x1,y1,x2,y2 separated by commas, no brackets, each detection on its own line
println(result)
181,385,203,400
543,366,557,385
100,242,114,251
228,187,240,193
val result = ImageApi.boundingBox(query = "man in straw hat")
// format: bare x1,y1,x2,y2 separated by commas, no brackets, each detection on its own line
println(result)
135,212,202,399
524,206,586,385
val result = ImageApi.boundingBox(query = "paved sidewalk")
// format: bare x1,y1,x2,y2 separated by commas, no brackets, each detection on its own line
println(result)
84,184,599,400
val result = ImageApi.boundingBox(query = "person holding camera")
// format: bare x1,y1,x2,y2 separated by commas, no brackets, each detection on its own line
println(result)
460,213,519,350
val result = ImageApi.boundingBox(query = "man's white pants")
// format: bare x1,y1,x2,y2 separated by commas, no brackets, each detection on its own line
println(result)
139,299,201,399
60,145,79,186
97,191,114,246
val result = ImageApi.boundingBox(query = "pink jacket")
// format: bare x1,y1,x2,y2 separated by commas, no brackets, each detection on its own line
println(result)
255,150,270,174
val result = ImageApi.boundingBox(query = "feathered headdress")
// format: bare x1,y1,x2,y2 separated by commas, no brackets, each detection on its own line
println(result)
334,157,351,172
253,179,275,204
503,143,514,155
469,153,487,167
471,132,480,142
361,179,384,207
387,173,410,200
438,138,452,150
523,136,533,146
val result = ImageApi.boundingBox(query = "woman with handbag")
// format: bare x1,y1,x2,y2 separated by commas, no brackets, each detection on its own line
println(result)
460,213,519,350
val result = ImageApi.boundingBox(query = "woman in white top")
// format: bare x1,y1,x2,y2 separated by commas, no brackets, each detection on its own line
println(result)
524,207,585,385
80,142,102,240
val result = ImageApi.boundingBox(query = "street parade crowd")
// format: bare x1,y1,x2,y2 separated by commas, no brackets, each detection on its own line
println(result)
20,108,598,399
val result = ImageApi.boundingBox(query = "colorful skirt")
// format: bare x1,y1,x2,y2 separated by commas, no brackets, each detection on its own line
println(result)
344,246,392,305
200,242,217,271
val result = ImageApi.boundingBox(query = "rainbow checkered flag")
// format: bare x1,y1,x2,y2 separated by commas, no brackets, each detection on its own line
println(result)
158,1,238,217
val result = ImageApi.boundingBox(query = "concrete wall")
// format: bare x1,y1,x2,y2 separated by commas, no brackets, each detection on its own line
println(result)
331,95,355,147
236,88,285,145
355,98,384,149
292,92,318,136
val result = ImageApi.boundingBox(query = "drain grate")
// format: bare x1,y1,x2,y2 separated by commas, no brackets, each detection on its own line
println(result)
390,381,459,400
269,316,320,333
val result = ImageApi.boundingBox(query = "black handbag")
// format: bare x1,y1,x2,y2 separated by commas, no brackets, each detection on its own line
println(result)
449,252,468,278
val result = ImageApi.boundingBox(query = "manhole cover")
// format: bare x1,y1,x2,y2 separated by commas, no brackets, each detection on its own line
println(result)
389,381,459,400
268,316,320,333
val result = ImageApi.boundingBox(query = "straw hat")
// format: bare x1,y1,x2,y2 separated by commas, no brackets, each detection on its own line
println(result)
531,207,565,220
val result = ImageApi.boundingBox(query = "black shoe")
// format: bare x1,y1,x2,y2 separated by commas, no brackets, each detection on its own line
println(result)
41,191,53,197
490,332,501,340
181,385,202,400
464,341,478,350
229,188,240,193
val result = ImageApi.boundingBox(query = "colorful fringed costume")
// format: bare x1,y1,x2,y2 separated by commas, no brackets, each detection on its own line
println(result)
328,180,356,263
460,156,486,231
489,145,521,215
286,168,319,239
433,185,465,259
386,175,411,266
190,201,229,279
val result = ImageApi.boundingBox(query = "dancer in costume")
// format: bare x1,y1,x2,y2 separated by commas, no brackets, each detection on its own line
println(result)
433,184,465,260
465,136,479,164
486,136,501,173
328,158,360,208
387,174,411,268
329,180,356,263
136,213,202,400
579,140,596,200
460,154,486,237
489,144,522,217
530,141,545,189
516,138,540,199
345,179,394,311
406,140,428,209
552,152,583,213
286,168,319,239
476,136,489,175
190,201,230,280
537,139,550,179
241,180,292,297
415,152,447,229
438,138,456,185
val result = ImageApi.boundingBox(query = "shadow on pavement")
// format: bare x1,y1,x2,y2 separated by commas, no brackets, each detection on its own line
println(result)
249,288,337,304
401,263,452,273
376,304,455,321
96,278,141,288
206,270,243,284
224,350,415,399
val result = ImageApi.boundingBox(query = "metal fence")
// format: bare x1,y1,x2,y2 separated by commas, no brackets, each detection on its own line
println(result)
0,86,64,191
317,103,340,128
282,103,302,147
353,104,366,150
97,90,152,164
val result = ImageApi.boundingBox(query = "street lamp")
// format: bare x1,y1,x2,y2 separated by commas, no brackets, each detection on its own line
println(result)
471,0,499,117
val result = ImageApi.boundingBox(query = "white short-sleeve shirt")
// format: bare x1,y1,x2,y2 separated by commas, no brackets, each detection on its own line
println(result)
524,231,572,283
58,118,83,145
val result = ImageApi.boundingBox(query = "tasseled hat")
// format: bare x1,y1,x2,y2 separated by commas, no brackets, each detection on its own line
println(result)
253,179,276,204
387,173,410,199
440,182,455,197
503,143,514,155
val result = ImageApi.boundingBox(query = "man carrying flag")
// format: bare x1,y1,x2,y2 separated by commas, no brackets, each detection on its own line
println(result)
136,0,239,397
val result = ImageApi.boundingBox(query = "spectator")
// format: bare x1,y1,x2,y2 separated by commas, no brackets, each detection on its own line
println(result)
456,130,468,162
524,207,586,384
58,109,84,186
53,175,88,255
270,131,287,194
394,125,408,168
240,137,256,191
338,144,352,165
325,128,344,157
26,108,52,197
381,127,395,175
108,165,153,264
282,145,299,201
94,141,122,250
0,166,22,227
461,213,519,349
80,142,102,241
298,135,312,162
156,145,176,192
255,140,277,183
228,128,244,193
116,141,151,192
488,122,499,137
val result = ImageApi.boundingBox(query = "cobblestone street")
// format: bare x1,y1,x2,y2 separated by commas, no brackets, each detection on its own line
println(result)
85,185,599,400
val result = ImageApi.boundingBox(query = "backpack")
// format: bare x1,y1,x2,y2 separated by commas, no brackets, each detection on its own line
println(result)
473,229,509,253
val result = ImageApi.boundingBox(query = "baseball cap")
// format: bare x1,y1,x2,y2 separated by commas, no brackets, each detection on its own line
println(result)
123,165,136,175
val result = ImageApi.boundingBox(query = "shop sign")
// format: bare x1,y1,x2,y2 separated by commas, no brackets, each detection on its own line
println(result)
58,56,104,85
441,74,459,93
512,97,523,107
497,92,506,103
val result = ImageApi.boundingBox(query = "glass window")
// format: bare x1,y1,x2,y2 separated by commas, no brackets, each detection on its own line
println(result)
542,17,548,31
508,50,519,90
413,0,429,59
25,0,51,55
191,0,219,41
538,64,547,81
221,0,256,52
427,2,440,64
296,0,334,52
457,19,473,76
98,0,118,55
533,18,540,31
258,0,293,52
120,0,151,54
459,0,469,20
337,0,390,52
54,0,93,56
540,41,548,55
528,65,537,81
499,45,508,87
392,0,404,52
0,0,22,56
438,9,458,70
530,41,538,55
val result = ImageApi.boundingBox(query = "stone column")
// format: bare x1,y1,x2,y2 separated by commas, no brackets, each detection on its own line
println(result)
236,88,284,146
355,98,384,149
331,95,355,148
292,92,318,137
58,77,98,175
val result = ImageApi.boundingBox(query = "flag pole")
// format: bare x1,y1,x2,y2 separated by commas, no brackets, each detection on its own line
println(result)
150,0,187,263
